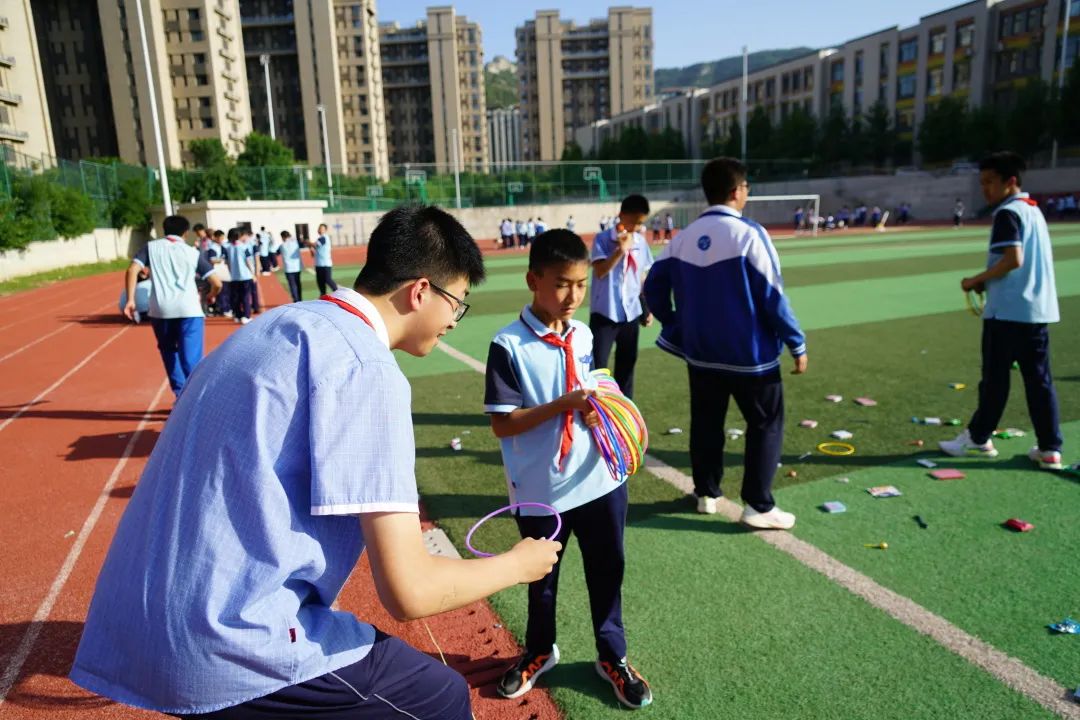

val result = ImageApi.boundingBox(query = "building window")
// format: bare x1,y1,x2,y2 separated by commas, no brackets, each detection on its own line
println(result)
201,116,214,129
930,29,946,55
898,73,916,99
956,23,975,49
830,60,844,83
854,51,864,83
927,67,944,96
880,43,891,76
191,30,204,41
953,60,972,88
899,39,918,63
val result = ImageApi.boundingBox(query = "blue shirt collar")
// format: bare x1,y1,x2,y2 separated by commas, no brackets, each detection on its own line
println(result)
700,203,742,219
521,304,572,339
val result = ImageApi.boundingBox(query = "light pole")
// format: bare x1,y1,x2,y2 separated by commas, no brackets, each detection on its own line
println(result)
740,45,749,165
317,104,333,207
450,126,461,209
260,54,275,140
133,0,172,215
1052,0,1073,168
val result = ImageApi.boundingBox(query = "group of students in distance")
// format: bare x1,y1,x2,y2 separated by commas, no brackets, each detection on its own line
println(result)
74,151,1063,718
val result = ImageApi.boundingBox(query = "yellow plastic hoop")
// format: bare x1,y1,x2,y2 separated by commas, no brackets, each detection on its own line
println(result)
965,290,985,317
817,441,856,456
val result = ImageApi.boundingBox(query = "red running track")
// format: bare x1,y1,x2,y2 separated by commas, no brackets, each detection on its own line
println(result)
0,270,560,720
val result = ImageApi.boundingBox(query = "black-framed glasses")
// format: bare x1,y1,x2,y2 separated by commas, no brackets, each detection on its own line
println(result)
395,277,470,321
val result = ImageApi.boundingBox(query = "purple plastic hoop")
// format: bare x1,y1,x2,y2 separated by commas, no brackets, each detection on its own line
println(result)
465,502,563,558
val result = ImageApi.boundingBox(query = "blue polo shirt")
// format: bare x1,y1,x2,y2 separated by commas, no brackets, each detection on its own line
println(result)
133,236,215,319
280,238,303,274
71,289,417,714
590,226,654,323
226,241,255,281
314,235,333,267
983,192,1059,324
484,305,614,516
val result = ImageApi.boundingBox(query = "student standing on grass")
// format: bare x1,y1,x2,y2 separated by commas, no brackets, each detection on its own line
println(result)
225,227,256,325
123,215,222,398
644,157,806,525
309,223,339,295
589,193,653,399
73,206,560,720
485,229,653,710
280,229,303,303
940,151,1063,470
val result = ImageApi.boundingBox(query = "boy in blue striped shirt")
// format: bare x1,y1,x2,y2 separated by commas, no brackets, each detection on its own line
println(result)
940,151,1063,470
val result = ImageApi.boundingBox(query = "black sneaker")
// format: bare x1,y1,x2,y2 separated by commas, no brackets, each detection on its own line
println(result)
595,658,653,709
497,644,560,699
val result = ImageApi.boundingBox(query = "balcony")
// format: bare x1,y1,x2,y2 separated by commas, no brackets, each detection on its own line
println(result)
0,88,22,105
381,55,428,67
241,14,293,28
0,125,29,142
214,3,232,20
0,55,15,68
0,16,9,29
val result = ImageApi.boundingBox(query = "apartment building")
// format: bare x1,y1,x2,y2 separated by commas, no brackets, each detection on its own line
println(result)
576,0,1078,158
379,7,488,171
0,1,55,159
516,7,653,161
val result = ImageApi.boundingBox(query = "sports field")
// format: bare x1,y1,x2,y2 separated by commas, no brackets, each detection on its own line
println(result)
291,224,1080,719
1,223,1078,719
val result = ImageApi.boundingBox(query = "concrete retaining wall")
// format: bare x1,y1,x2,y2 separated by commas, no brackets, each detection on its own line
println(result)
0,227,144,282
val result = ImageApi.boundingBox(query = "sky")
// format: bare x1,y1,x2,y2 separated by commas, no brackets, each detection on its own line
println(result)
377,1,963,68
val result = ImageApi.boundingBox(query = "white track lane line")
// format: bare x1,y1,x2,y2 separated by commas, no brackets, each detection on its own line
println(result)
0,379,169,707
0,292,114,333
436,339,1080,719
0,325,130,435
0,301,115,365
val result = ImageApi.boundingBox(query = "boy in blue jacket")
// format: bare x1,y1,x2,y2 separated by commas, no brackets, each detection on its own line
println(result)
644,157,807,527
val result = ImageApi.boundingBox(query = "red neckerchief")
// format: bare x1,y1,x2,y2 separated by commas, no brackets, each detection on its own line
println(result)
526,315,579,470
616,225,637,282
320,294,375,331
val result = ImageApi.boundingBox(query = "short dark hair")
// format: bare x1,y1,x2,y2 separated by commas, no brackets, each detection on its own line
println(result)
280,230,291,238
620,194,650,215
979,151,1025,186
529,229,588,273
227,227,241,242
193,223,205,233
213,229,225,239
162,215,190,236
354,205,485,295
701,157,747,205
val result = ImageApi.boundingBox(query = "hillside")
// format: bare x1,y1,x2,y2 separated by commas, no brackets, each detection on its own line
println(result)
655,47,815,90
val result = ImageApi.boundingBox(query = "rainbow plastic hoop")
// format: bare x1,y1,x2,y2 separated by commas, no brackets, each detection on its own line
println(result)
965,289,985,317
465,502,563,558
587,369,649,482
817,441,856,456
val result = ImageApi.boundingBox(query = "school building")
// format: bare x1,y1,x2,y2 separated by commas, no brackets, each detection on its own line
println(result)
574,0,1080,158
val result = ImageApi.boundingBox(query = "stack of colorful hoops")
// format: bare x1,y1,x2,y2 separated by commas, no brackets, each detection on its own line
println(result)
587,369,649,482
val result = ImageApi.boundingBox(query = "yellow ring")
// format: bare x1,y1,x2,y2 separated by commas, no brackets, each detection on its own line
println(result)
965,290,985,317
817,441,856,456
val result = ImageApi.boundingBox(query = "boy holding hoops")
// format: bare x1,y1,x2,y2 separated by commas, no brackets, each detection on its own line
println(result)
484,230,653,709
940,151,1063,470
73,206,560,719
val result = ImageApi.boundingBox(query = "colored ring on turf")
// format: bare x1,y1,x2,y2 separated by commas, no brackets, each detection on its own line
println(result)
465,502,563,558
965,289,985,317
817,441,856,456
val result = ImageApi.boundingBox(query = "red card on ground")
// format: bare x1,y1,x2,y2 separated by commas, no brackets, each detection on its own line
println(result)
929,468,965,480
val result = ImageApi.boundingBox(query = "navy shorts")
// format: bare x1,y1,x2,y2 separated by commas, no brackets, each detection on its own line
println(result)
173,630,470,719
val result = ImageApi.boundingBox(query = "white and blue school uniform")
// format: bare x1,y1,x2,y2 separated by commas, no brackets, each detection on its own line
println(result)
968,192,1062,451
225,240,256,319
281,237,304,302
643,204,805,508
483,304,631,661
313,233,339,295
588,225,654,398
71,289,435,715
132,236,216,396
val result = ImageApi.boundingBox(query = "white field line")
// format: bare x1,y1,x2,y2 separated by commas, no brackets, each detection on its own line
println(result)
0,379,170,707
0,301,115,365
437,338,1080,719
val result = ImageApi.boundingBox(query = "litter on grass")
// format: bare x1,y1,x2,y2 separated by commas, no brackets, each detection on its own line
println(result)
665,427,683,435
1048,618,1080,634
913,515,929,529
450,438,462,451
836,477,850,483
798,451,812,460
799,419,819,428
949,383,966,390
727,428,744,439
993,428,1027,439
825,394,843,403
831,430,853,440
930,469,965,480
821,501,846,513
1003,518,1034,532
867,485,902,498
917,458,938,468
854,397,877,407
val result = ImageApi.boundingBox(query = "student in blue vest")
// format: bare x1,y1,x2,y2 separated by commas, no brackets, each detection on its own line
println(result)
279,229,303,303
589,193,653,399
940,151,1063,470
207,229,232,317
485,229,653,710
644,157,806,525
123,215,222,398
72,205,561,720
309,223,339,295
225,227,256,325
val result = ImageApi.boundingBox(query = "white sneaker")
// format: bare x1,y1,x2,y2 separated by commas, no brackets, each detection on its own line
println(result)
240,317,251,325
696,496,718,514
223,310,233,318
1028,446,1063,471
741,505,796,530
938,430,998,458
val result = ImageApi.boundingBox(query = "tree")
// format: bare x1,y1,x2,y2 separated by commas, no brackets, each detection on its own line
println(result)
183,138,245,201
722,121,743,159
189,138,231,168
1058,62,1080,145
918,97,970,164
746,105,773,160
964,105,1002,161
560,141,584,161
1003,79,1051,157
817,102,849,168
773,107,817,161
110,177,153,230
237,131,294,167
864,100,897,167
